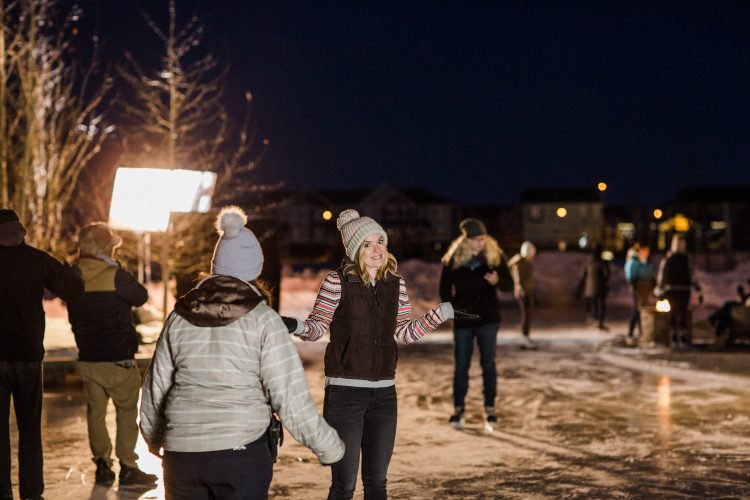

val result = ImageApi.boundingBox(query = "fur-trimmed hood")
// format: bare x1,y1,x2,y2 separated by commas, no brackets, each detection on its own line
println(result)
174,275,264,327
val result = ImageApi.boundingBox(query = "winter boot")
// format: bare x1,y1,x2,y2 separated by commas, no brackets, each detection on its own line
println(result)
485,406,497,432
94,458,115,485
118,464,157,486
448,406,464,429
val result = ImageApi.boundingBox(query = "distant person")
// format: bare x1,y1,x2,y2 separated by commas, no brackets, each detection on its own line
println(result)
283,209,458,500
508,241,537,346
709,281,750,342
579,243,611,331
655,234,703,347
66,223,157,487
439,218,513,430
0,208,83,500
624,243,655,340
140,207,344,499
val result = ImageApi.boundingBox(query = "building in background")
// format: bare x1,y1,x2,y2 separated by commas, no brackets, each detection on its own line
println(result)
521,187,603,250
678,185,750,252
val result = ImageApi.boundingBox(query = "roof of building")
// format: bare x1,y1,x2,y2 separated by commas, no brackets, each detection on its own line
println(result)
678,185,750,203
520,187,602,203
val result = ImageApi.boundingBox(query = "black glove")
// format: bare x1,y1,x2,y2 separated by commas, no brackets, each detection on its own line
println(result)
281,316,299,333
453,309,480,321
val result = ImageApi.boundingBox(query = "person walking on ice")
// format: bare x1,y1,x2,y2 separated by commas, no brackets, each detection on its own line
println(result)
508,241,537,348
283,209,468,500
439,218,513,431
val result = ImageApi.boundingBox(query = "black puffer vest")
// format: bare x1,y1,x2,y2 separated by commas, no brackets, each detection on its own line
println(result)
324,268,400,381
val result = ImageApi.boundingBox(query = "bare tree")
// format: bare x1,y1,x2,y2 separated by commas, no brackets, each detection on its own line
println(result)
0,0,113,255
119,0,269,291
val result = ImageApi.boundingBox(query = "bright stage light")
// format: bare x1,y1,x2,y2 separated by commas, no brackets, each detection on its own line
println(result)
109,167,217,232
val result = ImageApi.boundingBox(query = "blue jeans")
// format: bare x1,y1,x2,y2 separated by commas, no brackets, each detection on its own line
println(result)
453,323,499,409
0,362,44,500
324,385,397,500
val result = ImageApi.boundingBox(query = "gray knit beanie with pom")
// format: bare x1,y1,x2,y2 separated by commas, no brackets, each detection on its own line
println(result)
336,209,388,261
211,206,264,281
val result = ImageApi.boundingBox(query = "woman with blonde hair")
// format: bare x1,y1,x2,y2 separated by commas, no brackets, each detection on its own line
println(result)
284,209,460,500
439,218,513,430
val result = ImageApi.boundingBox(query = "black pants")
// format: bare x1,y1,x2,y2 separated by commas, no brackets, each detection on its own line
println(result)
0,362,44,500
709,301,739,337
517,295,532,337
163,434,273,500
666,291,691,344
324,385,397,500
590,296,607,327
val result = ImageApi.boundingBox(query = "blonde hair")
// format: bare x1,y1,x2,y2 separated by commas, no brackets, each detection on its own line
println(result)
441,234,502,269
343,248,400,285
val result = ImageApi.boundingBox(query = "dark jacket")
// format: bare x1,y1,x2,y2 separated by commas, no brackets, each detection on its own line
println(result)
325,267,400,381
0,221,83,361
67,257,148,362
439,252,513,327
657,252,696,293
580,255,611,298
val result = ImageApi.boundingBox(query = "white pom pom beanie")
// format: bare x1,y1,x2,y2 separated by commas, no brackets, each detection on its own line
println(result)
337,209,388,261
211,206,264,282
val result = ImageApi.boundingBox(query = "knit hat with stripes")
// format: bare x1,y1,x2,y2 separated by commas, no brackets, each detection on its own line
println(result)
336,209,388,261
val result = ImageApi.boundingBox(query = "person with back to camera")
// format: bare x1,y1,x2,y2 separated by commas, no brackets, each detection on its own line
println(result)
0,209,83,500
439,218,514,431
655,234,703,348
579,243,611,331
65,222,157,487
282,209,465,500
508,241,537,348
624,242,655,343
140,206,344,500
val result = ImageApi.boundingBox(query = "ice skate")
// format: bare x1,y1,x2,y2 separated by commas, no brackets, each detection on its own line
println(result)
484,407,497,432
520,336,538,350
448,407,464,429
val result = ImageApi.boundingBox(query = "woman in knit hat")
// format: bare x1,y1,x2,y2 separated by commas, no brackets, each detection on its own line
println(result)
439,218,513,431
284,209,461,500
140,206,344,500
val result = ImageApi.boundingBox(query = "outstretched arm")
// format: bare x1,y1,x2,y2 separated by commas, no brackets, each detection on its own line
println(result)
395,278,452,344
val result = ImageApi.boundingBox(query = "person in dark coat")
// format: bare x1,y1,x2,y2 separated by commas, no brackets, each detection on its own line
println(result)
66,223,157,487
655,234,702,347
439,218,513,430
0,208,83,500
579,244,611,331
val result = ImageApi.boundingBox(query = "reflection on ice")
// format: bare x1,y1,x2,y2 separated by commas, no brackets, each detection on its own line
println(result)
657,375,672,463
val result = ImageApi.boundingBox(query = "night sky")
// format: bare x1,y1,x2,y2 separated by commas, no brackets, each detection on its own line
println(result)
95,0,750,205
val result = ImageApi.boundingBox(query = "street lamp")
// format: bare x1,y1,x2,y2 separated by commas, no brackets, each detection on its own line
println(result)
597,181,607,192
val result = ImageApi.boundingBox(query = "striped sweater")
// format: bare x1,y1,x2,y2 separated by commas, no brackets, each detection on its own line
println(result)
140,278,344,462
299,271,447,344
